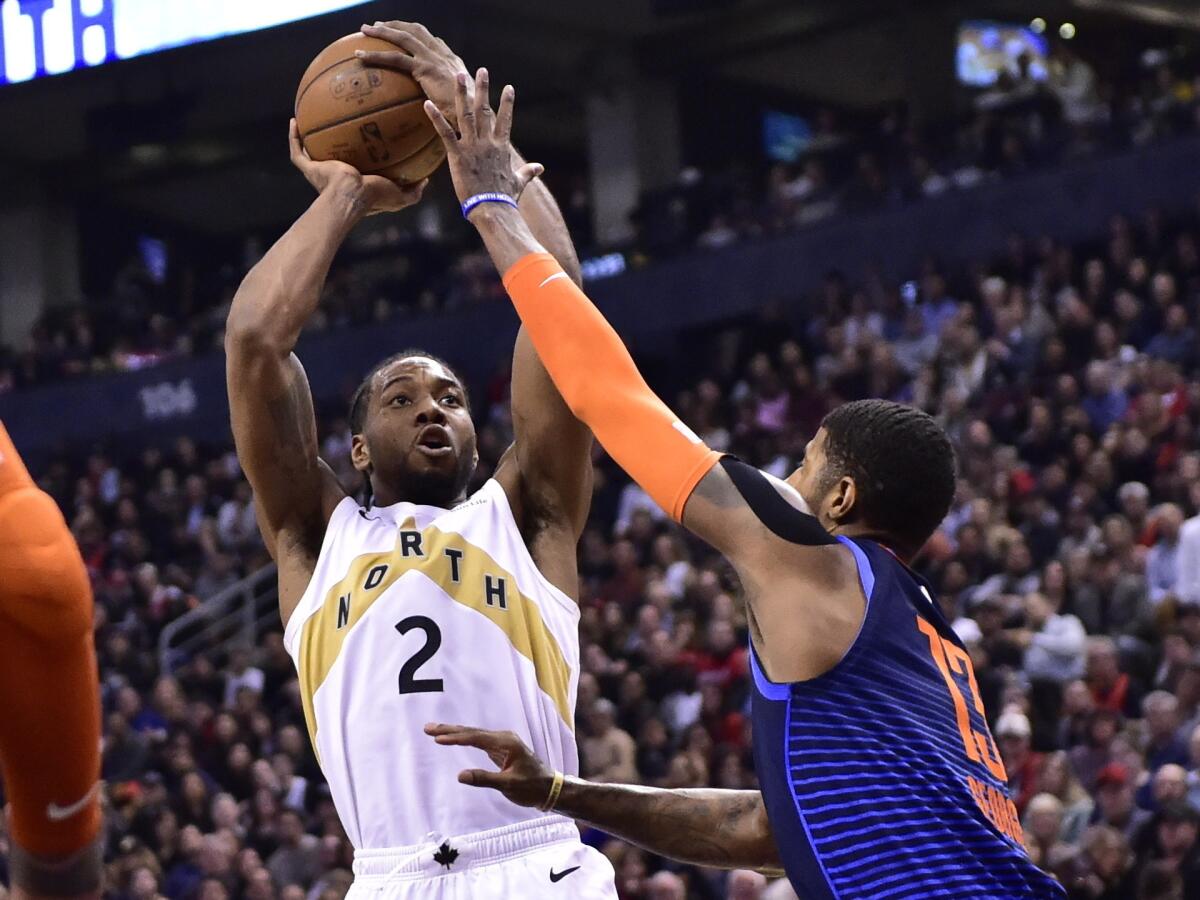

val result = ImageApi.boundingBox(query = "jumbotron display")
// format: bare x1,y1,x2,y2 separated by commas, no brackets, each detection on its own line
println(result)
0,0,369,86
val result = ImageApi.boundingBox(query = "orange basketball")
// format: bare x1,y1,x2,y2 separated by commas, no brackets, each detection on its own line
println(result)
295,34,446,184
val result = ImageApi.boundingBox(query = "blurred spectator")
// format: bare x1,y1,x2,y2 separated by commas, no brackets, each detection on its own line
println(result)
1025,793,1073,870
727,869,768,900
582,699,639,784
646,870,687,900
1017,590,1087,684
1141,801,1200,895
1147,505,1185,605
266,810,321,891
1092,764,1152,842
223,648,265,710
1144,692,1190,772
1087,638,1144,719
997,711,1044,815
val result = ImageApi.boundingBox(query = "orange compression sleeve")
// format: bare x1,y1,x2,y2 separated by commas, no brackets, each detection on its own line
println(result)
0,421,102,859
502,253,722,521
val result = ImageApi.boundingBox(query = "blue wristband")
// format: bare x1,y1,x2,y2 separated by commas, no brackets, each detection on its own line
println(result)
462,192,518,219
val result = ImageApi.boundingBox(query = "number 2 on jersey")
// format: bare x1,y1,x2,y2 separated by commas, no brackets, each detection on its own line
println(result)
396,616,444,694
916,616,1007,781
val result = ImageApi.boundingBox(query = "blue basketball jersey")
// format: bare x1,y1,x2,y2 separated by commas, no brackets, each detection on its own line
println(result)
750,536,1065,899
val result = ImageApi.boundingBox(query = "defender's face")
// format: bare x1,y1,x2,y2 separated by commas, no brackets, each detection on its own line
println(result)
359,357,477,505
787,428,834,519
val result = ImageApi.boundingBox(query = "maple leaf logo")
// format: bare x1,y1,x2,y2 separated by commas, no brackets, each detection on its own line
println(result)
433,841,459,869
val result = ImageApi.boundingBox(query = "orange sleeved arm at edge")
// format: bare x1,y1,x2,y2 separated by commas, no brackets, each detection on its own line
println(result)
0,420,102,860
502,252,721,521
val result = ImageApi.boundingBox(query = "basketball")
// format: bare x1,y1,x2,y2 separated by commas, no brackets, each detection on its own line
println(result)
295,34,446,184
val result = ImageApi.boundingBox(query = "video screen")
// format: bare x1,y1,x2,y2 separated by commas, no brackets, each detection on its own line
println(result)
763,110,813,163
957,21,1049,87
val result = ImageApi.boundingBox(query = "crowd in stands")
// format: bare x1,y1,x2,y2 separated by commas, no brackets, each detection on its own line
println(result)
5,172,1200,898
2,43,1199,392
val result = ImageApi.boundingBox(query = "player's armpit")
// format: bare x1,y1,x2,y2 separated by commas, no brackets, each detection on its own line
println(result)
500,327,593,582
501,253,722,523
687,458,866,683
681,458,835,564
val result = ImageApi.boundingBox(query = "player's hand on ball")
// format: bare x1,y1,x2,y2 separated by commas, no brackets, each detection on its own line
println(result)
425,723,554,809
424,68,544,207
357,21,469,125
288,119,427,216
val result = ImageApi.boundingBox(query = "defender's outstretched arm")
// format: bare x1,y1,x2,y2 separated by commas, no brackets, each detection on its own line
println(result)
426,724,783,874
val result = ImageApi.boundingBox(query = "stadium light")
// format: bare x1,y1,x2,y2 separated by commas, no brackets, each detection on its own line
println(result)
1030,18,1047,34
1059,22,1077,39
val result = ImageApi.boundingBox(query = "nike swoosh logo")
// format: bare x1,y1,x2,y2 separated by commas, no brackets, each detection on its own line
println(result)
46,783,99,822
539,272,569,289
549,866,581,883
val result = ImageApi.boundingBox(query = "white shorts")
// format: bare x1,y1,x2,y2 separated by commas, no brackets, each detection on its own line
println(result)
346,816,618,899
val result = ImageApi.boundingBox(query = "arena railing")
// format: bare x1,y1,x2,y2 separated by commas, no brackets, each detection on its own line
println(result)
158,562,278,674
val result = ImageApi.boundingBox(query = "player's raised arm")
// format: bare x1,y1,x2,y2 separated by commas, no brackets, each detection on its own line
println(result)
425,724,783,874
360,31,593,597
224,125,425,619
422,73,800,563
426,71,866,683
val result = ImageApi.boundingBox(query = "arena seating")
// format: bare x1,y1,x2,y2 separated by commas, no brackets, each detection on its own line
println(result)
2,47,1196,395
4,176,1200,897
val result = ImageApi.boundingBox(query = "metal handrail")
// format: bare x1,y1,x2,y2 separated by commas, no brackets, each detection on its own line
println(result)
158,563,278,673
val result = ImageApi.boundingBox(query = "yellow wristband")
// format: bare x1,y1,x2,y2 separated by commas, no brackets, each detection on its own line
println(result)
540,771,565,812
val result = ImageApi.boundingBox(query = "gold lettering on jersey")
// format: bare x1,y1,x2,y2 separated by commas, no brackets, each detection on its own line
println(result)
296,521,574,753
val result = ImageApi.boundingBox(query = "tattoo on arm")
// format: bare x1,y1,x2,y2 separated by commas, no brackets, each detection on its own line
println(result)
557,781,781,872
230,355,327,546
265,377,315,466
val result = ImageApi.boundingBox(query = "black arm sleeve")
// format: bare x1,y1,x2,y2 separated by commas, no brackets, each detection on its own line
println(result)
720,457,838,546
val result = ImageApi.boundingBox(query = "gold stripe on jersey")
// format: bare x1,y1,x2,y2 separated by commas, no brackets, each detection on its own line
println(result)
296,519,574,752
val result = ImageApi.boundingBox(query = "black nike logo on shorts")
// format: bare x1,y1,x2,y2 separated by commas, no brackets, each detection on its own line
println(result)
549,866,581,883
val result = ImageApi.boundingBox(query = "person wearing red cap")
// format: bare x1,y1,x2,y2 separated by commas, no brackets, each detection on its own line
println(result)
1093,763,1152,843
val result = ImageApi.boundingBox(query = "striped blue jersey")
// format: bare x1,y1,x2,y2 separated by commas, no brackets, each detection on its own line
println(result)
751,536,1065,899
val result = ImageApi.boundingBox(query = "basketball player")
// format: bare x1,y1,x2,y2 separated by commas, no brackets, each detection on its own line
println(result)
0,422,103,900
224,22,616,899
420,70,1068,898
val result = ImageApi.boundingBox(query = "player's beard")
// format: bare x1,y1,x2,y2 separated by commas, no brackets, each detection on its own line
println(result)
388,450,477,508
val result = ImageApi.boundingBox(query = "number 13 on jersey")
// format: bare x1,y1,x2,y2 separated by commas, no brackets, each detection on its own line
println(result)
917,616,1025,845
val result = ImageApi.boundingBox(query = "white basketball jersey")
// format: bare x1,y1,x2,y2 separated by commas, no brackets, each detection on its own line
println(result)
282,479,580,850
